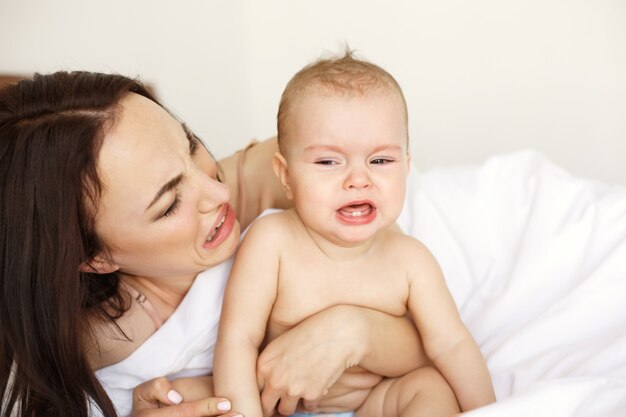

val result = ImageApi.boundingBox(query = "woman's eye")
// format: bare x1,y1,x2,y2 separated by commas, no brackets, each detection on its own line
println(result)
162,195,182,218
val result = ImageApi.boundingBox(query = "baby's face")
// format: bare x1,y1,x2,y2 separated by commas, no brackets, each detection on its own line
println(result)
280,92,409,246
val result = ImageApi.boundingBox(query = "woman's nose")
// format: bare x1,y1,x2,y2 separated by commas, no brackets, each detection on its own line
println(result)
197,175,230,214
343,165,372,190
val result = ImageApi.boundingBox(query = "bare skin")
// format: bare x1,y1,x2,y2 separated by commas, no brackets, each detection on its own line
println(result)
85,138,286,370
219,137,292,231
215,93,494,417
83,94,429,417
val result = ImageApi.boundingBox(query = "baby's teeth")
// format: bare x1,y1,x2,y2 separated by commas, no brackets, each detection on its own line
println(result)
350,211,363,217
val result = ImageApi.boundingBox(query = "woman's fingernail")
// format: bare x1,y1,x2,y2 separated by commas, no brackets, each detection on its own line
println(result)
167,389,183,404
217,400,231,411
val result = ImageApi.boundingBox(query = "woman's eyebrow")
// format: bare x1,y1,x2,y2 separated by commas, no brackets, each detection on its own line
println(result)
146,174,183,211
181,123,196,150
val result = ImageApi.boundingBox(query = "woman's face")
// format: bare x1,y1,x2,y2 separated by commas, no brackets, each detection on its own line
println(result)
94,93,240,280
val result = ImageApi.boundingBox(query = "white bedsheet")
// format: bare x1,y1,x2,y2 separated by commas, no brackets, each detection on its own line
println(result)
397,150,626,416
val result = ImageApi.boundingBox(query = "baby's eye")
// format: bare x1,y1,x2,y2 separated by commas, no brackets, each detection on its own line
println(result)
315,159,338,165
370,158,394,165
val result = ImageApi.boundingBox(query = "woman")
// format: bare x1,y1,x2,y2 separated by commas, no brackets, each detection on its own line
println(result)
0,72,430,417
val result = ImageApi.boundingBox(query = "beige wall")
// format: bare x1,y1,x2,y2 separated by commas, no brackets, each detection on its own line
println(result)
1,0,625,183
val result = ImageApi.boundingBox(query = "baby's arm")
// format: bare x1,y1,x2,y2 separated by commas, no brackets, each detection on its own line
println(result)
213,216,281,417
407,240,495,411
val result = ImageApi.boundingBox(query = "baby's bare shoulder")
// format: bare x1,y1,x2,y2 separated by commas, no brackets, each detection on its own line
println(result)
380,229,438,269
247,209,299,230
242,209,300,246
382,228,428,253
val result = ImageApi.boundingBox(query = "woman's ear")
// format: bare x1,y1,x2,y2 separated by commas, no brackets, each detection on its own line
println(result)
79,256,119,274
272,152,294,200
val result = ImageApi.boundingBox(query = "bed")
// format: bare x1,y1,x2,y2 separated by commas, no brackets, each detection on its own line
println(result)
396,150,626,416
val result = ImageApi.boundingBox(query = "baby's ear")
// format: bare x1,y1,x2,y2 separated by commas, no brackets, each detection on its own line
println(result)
79,256,119,274
272,152,294,200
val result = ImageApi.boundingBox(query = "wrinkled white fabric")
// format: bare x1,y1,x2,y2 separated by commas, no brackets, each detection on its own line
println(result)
398,150,626,416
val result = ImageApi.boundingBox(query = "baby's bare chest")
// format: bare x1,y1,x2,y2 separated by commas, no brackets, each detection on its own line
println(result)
266,252,410,339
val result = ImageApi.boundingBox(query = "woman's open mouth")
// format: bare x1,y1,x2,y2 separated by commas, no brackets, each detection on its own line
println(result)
336,201,377,225
206,215,226,242
203,203,236,249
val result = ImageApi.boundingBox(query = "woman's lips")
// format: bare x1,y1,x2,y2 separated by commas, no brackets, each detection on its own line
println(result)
336,200,377,225
203,203,236,249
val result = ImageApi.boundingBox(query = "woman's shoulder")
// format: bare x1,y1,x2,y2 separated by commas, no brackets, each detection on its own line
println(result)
219,137,292,230
84,295,158,370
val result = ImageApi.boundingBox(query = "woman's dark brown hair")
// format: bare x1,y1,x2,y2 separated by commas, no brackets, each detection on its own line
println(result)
0,71,158,417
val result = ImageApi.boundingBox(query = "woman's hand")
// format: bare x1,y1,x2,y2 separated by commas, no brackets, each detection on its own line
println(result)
131,376,240,417
169,376,214,403
256,305,426,416
256,305,364,416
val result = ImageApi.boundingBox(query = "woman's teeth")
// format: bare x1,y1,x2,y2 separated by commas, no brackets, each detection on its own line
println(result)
206,214,226,242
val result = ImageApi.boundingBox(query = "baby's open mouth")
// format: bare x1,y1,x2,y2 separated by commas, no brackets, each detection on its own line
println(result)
338,202,374,218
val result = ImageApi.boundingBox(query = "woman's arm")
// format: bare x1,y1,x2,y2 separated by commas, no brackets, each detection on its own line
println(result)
257,305,429,416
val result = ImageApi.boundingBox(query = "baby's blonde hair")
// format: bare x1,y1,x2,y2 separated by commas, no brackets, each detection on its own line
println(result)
277,49,408,153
